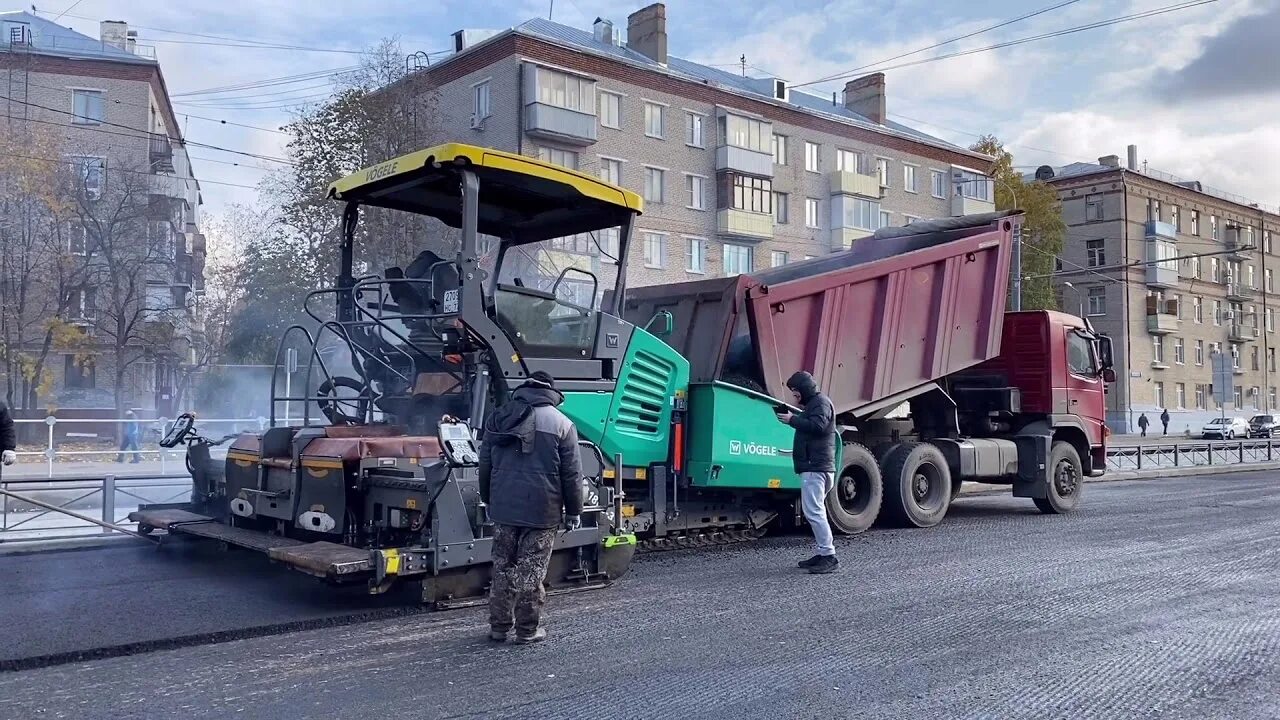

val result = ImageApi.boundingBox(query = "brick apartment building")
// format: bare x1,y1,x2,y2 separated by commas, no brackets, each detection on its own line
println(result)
1040,147,1280,434
401,3,995,293
0,11,205,416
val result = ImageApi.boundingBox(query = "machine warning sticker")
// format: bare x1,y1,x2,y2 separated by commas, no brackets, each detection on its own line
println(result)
443,289,460,313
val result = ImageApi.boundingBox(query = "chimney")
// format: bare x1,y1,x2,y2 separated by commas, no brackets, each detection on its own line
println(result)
627,3,668,65
593,17,615,45
1127,144,1138,171
126,30,138,54
1098,154,1120,169
100,20,128,50
842,73,886,125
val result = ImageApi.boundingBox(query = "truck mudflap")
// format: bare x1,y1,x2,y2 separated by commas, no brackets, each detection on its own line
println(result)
1011,434,1051,499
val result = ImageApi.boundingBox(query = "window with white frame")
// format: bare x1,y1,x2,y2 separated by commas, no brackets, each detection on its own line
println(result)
772,134,787,165
1213,299,1222,325
1272,387,1277,410
598,91,621,129
67,221,88,255
805,198,820,228
903,164,919,193
841,197,879,230
599,157,622,185
686,237,705,273
643,231,666,268
535,68,594,113
644,102,665,138
686,112,705,147
1087,239,1105,267
931,170,946,198
1268,307,1274,332
1174,337,1185,365
1211,214,1219,240
1154,381,1165,408
805,142,820,172
837,149,861,174
536,147,578,169
719,113,769,152
1152,335,1164,364
472,80,491,120
1267,230,1274,254
68,156,104,199
68,286,95,320
72,89,105,124
1171,204,1180,231
1272,348,1277,372
1234,386,1243,408
1087,286,1106,315
723,243,753,276
773,192,788,224
954,169,992,201
686,174,706,210
879,210,891,229
644,167,664,203
877,158,890,187
1195,339,1204,366
1085,194,1104,221
1196,384,1206,409
1176,383,1186,408
1190,210,1200,235
1269,268,1275,293
771,250,789,267
595,227,620,262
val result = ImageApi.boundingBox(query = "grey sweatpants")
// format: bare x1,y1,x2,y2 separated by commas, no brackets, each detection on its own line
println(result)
800,471,836,556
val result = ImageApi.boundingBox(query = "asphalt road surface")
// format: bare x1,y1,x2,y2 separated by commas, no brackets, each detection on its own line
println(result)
3,471,1280,719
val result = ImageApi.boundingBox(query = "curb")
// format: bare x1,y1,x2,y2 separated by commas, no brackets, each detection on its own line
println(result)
959,461,1280,497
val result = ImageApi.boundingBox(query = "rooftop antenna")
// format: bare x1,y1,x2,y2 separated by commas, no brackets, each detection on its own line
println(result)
549,0,554,20
740,54,746,77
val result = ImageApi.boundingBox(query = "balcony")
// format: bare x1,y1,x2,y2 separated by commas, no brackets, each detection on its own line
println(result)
1145,297,1179,334
1146,262,1179,289
717,209,773,241
1145,220,1176,241
1224,228,1253,260
523,103,597,146
830,227,873,250
149,133,174,172
829,170,882,199
1226,282,1256,301
951,194,996,217
1229,323,1260,343
717,145,773,178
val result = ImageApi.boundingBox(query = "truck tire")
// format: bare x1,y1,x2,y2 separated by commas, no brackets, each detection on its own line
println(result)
1034,441,1083,514
826,443,883,534
872,442,904,467
882,442,953,528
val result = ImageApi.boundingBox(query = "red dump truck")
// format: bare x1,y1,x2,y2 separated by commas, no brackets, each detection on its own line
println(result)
619,211,1114,538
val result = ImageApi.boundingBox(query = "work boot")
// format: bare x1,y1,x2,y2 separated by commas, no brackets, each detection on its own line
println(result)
807,555,839,574
488,628,509,642
512,627,547,644
797,554,824,569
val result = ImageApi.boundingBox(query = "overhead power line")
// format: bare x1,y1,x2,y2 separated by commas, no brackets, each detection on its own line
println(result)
794,0,1218,88
172,67,359,98
6,150,261,190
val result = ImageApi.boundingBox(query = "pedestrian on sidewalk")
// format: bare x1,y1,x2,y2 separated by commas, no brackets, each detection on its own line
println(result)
1138,413,1149,437
116,410,142,464
479,371,582,645
0,400,16,469
1161,408,1170,436
776,371,839,575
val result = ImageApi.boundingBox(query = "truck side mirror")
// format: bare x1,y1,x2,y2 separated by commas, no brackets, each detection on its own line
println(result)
1096,334,1114,369
644,309,674,337
1101,367,1117,384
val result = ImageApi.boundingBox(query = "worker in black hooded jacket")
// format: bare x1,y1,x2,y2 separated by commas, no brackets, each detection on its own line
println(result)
478,371,582,644
775,371,839,574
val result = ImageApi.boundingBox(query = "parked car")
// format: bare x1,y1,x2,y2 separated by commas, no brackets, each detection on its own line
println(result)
1202,417,1250,439
1248,415,1278,438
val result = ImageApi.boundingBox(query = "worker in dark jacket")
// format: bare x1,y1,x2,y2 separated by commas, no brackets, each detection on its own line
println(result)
478,371,582,644
0,400,16,468
775,371,839,574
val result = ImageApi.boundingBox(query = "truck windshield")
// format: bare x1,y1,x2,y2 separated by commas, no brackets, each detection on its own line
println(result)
492,229,621,359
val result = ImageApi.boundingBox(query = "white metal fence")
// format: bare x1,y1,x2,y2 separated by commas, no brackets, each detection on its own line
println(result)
0,473,192,543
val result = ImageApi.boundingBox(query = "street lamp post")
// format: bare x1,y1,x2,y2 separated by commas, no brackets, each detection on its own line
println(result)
1062,281,1084,318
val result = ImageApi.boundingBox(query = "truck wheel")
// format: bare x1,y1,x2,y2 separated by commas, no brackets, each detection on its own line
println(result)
826,443,883,534
872,442,904,467
882,442,952,528
1034,441,1083,514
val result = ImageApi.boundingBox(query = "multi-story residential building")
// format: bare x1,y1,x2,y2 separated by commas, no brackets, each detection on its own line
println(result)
403,3,994,291
0,11,204,415
1039,146,1280,434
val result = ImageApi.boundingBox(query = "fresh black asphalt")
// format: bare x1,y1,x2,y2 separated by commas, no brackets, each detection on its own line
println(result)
2,471,1279,719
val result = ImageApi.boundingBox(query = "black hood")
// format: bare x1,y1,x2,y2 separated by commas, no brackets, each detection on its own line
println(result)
483,382,564,452
786,371,819,402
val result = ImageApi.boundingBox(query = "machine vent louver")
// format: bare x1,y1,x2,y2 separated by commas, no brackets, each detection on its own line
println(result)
615,349,673,436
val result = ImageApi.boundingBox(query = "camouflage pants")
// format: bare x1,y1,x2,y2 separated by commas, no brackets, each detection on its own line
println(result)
488,524,558,635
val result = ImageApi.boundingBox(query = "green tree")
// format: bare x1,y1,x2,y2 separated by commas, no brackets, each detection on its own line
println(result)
970,135,1066,312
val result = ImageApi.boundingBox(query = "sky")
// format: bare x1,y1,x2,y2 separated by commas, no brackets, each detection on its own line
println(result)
30,0,1280,219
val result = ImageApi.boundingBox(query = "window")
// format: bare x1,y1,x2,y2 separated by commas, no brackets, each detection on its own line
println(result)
1086,239,1105,267
1174,294,1183,319
1191,210,1200,236
1066,331,1097,377
644,167,664,203
805,198,820,228
686,113,704,147
1234,386,1244,408
1232,344,1241,369
1085,194,1104,222
772,134,787,165
1248,264,1257,288
836,149,861,173
1087,287,1106,316
1176,383,1186,409
718,113,769,152
805,142,820,172
599,157,622,185
472,80,491,120
535,68,594,113
686,174,706,210
686,237,705,273
598,91,621,129
723,173,772,214
903,164,918,193
771,251,789,267
877,158,889,187
841,198,879,231
1152,335,1165,364
64,354,95,390
1211,214,1219,240
596,227,620,262
1171,205,1180,231
1213,299,1222,325
68,221,88,255
72,89,104,124
723,243,753,276
1253,345,1261,371
68,286,94,320
1269,307,1275,332
1174,337,1185,365
1253,387,1262,410
1151,199,1161,222
69,156,104,200
1211,258,1221,283
1195,384,1206,410
879,210,891,229
954,170,992,201
773,192,789,224
931,170,946,198
1195,339,1204,366
1267,230,1274,254
536,147,578,169
642,232,666,268
644,102,665,138
1154,382,1165,408
1272,387,1278,410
